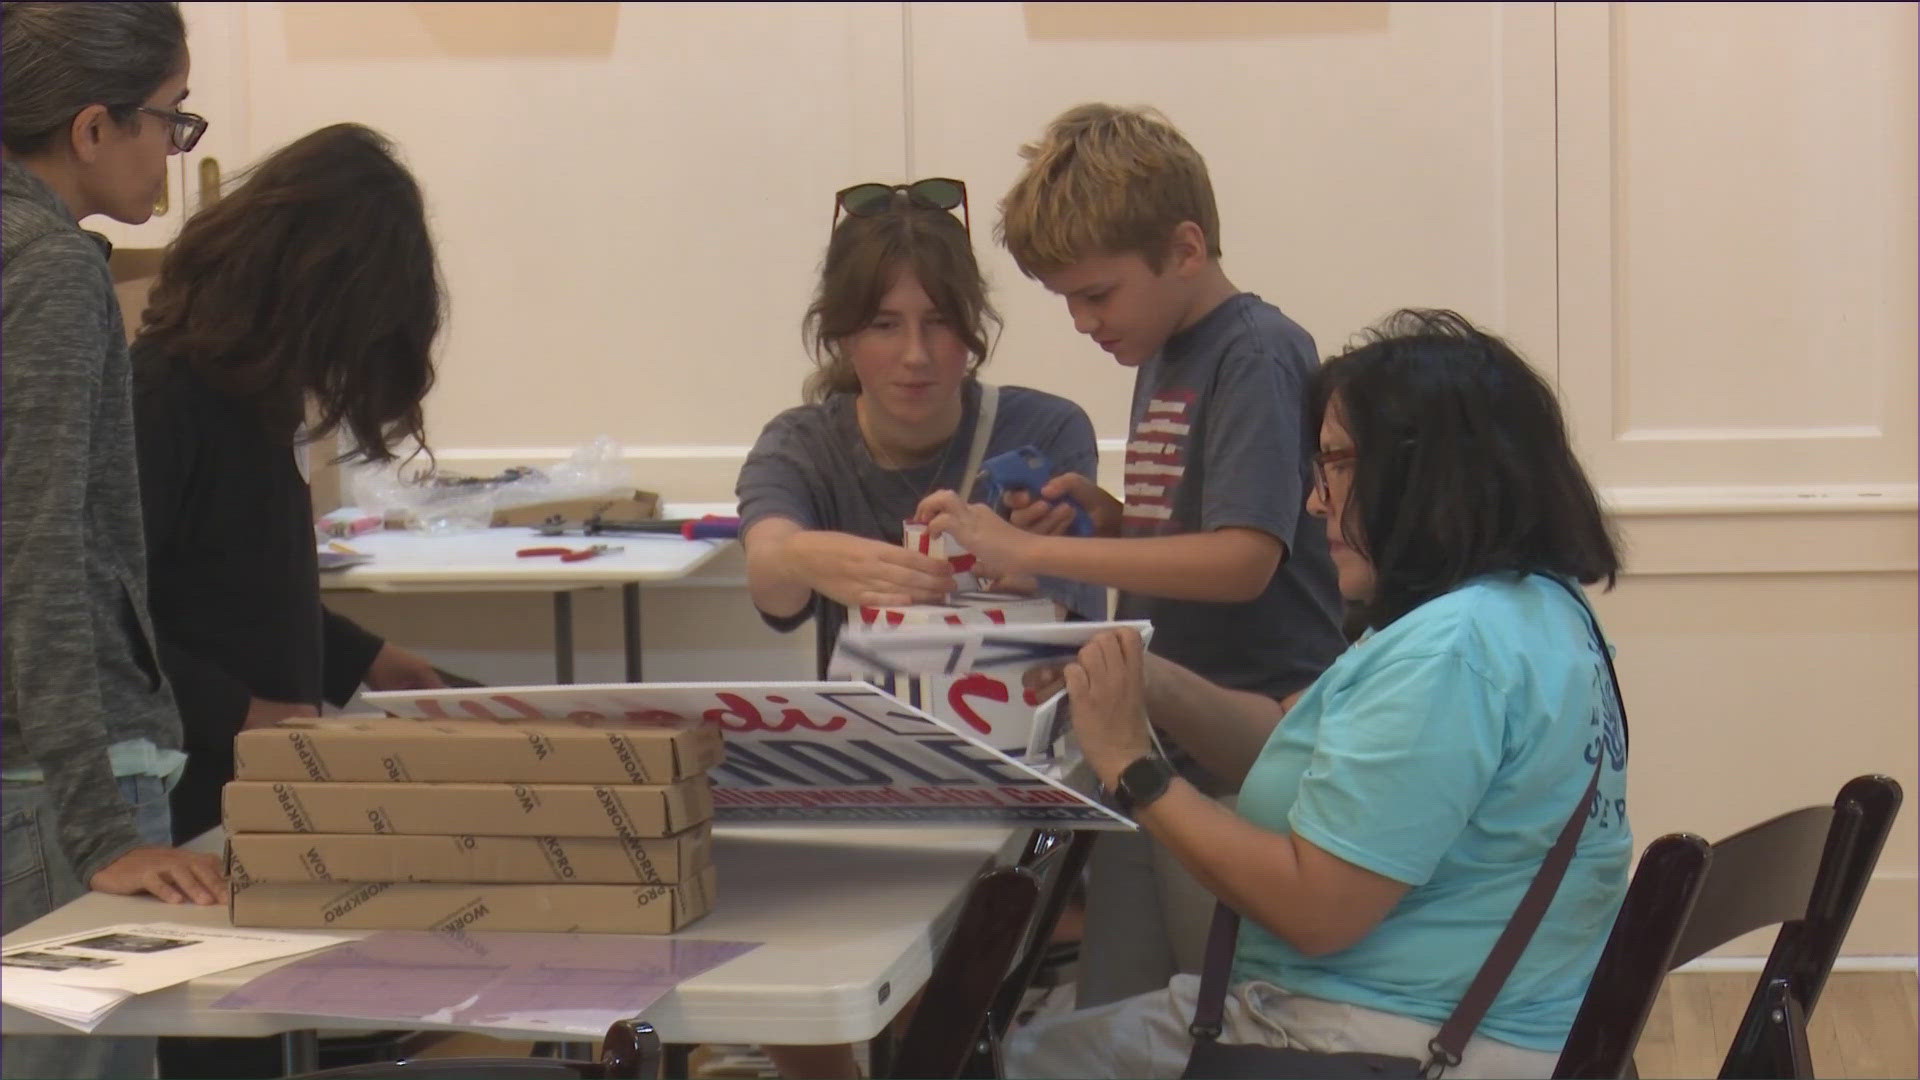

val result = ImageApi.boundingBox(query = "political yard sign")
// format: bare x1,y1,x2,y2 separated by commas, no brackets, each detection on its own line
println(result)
363,680,1135,830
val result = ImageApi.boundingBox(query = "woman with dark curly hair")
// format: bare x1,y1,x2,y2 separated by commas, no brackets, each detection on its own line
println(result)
133,123,450,846
132,120,451,1080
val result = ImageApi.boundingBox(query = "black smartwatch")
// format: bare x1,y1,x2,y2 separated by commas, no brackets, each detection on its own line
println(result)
1108,754,1176,815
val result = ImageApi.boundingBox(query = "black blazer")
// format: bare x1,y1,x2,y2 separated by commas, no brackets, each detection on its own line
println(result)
132,344,384,840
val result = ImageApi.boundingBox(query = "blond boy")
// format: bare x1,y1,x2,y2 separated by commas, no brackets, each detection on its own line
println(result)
920,104,1345,1008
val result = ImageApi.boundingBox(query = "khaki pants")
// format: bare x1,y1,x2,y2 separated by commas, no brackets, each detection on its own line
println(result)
1004,974,1562,1080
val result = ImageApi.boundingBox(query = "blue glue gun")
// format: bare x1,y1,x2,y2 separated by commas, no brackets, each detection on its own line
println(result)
976,445,1095,537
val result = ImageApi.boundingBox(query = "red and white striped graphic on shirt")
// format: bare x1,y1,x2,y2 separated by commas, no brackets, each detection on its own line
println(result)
1123,389,1195,532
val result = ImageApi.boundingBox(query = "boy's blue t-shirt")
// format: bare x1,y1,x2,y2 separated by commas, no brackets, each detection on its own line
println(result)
1233,573,1631,1052
1116,293,1345,715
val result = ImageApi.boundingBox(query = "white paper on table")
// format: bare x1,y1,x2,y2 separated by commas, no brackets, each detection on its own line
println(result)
0,982,132,1033
0,922,352,996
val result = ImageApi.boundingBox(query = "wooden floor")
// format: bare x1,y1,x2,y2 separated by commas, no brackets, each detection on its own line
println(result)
411,970,1918,1079
1634,971,1917,1080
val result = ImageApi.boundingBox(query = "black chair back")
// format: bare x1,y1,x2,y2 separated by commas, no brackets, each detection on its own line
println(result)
1711,775,1901,1079
885,828,1096,1080
1555,774,1902,1080
887,866,1041,1079
1554,833,1712,1079
983,830,1098,1046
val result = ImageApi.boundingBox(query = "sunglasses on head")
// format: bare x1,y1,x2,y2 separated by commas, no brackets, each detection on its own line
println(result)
832,177,969,236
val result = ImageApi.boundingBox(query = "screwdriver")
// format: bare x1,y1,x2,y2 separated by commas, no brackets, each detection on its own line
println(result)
585,514,742,540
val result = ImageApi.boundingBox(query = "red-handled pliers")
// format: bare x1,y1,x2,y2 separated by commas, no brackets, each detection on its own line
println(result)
516,544,624,563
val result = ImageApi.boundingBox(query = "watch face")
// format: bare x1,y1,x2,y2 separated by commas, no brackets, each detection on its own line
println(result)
1119,755,1174,811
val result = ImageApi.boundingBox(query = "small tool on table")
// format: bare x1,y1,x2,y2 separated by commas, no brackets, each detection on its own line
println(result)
515,544,624,562
535,513,743,540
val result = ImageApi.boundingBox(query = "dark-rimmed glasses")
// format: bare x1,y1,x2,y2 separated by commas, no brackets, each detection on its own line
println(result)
1312,447,1357,505
132,105,208,153
832,177,969,236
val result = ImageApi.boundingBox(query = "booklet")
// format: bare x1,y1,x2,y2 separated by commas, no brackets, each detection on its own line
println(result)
1,922,352,1032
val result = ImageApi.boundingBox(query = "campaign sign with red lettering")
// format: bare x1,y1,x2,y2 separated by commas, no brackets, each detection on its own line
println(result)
363,682,1135,830
828,619,1154,680
854,593,1055,631
853,594,1064,757
901,522,981,592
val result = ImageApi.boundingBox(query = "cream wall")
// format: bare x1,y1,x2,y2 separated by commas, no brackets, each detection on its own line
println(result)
187,2,1915,957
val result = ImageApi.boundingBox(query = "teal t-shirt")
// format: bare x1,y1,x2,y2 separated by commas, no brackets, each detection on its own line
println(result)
1233,573,1630,1052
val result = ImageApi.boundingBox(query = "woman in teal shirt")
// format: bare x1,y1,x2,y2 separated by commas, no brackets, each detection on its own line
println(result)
1009,309,1629,1079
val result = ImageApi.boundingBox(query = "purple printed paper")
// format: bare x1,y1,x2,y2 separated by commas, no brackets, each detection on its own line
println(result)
212,931,758,1035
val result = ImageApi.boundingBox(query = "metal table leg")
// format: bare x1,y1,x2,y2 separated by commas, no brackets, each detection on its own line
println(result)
623,583,643,682
281,1029,320,1075
553,592,575,684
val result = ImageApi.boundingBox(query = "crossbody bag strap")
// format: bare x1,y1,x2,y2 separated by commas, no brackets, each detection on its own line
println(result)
954,382,999,503
1188,901,1240,1041
1423,756,1602,1073
1425,575,1626,1074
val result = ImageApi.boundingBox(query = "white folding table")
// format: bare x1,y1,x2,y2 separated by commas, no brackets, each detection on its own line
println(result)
1,825,1018,1068
318,523,734,683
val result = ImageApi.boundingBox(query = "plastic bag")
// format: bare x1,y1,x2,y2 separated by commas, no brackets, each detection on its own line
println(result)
347,437,634,535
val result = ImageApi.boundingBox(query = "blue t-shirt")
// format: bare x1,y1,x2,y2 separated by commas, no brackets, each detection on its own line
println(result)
1233,573,1631,1052
1115,293,1345,705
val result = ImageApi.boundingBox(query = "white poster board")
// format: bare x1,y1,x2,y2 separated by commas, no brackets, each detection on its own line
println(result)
829,619,1154,680
364,681,1133,830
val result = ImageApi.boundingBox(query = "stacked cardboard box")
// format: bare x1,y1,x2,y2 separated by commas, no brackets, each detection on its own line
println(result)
223,716,724,934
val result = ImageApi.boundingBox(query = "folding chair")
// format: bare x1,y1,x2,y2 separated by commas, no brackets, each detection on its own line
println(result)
1556,774,1902,1079
885,829,1098,1079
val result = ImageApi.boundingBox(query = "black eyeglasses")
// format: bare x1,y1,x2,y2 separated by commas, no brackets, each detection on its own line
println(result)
132,105,208,153
832,177,969,237
1311,447,1357,505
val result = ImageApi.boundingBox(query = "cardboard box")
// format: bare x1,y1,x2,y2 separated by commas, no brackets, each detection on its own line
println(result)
234,716,723,786
227,824,713,885
231,865,717,934
223,779,712,838
491,490,661,529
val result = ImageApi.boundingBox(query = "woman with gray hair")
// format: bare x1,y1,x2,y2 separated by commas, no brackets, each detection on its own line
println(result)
1,4,221,1078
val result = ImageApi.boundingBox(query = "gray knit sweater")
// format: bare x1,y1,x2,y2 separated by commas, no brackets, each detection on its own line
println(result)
2,158,183,883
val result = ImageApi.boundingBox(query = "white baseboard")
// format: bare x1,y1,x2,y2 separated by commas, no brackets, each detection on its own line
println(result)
1676,955,1918,974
